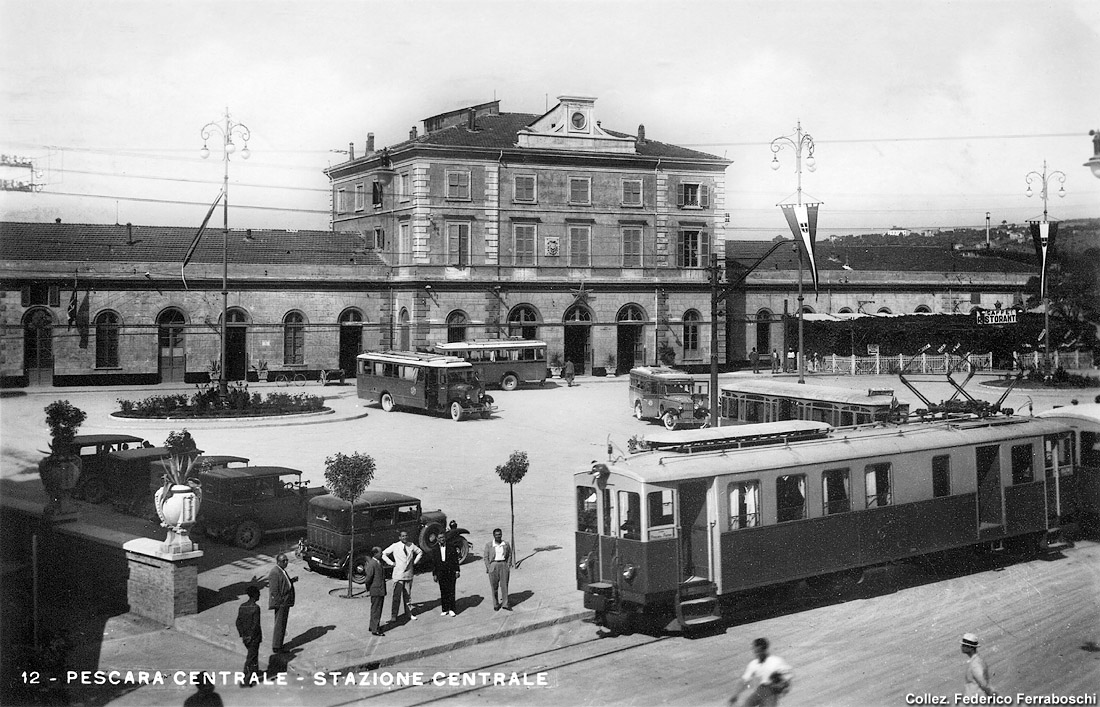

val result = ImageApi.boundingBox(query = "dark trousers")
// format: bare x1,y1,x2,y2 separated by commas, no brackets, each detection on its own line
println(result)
391,579,413,619
369,595,384,632
271,606,290,651
243,639,260,679
438,573,457,613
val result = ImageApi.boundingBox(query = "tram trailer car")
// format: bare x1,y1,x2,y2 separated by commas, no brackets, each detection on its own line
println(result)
575,414,1091,632
1036,403,1100,536
718,378,908,427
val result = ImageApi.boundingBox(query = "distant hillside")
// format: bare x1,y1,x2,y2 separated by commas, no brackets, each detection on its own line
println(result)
828,218,1099,256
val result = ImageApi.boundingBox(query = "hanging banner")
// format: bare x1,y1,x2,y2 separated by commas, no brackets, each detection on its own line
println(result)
182,190,224,290
1028,220,1058,299
780,202,820,291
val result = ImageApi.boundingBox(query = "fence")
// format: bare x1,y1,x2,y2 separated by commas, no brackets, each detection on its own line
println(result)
813,349,1094,376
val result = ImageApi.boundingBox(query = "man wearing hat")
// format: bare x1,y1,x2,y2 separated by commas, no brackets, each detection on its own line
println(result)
960,633,995,697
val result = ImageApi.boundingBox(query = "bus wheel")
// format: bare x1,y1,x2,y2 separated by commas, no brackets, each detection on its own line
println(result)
450,402,464,421
501,373,519,391
662,411,678,430
234,520,262,550
634,401,644,420
350,554,369,584
381,393,395,412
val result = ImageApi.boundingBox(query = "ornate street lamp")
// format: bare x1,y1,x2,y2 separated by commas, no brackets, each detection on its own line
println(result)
199,109,251,399
771,121,816,384
1025,160,1065,372
1085,130,1100,179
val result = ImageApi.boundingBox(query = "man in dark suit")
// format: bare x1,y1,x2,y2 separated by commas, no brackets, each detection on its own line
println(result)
361,546,387,636
432,532,462,617
267,553,296,653
235,585,262,686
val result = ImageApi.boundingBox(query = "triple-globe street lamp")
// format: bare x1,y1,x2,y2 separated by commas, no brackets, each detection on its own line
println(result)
1024,160,1065,372
199,110,251,398
770,121,816,384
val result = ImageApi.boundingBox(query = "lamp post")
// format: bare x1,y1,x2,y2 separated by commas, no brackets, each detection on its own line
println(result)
1024,160,1065,373
1086,130,1100,179
200,109,251,398
771,121,816,384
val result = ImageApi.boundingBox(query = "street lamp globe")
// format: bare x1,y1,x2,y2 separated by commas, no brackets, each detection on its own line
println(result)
199,145,210,160
770,157,780,171
225,139,236,154
240,145,251,160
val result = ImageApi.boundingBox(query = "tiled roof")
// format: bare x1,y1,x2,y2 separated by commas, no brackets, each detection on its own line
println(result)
0,222,386,267
725,241,1035,274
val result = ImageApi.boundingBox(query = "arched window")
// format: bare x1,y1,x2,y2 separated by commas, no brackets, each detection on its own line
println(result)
564,305,592,322
914,305,931,313
399,308,411,351
838,307,853,314
339,308,364,324
507,305,540,340
95,311,121,368
876,307,892,315
617,304,645,322
157,308,186,350
447,310,468,343
227,308,249,324
755,309,772,354
682,310,701,353
801,305,815,314
283,311,305,365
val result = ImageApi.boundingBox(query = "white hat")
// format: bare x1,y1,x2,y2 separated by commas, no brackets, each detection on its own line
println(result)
961,633,980,648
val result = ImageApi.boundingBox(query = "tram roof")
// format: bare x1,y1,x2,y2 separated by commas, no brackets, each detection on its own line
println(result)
357,350,471,368
434,339,547,350
641,420,832,451
585,416,1070,485
1036,403,1100,425
719,378,896,406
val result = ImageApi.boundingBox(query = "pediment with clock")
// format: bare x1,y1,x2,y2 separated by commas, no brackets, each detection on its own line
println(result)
516,95,635,153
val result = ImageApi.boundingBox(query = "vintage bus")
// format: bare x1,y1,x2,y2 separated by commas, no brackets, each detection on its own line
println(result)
432,339,548,391
575,413,1091,632
719,378,908,427
628,367,709,430
356,351,496,421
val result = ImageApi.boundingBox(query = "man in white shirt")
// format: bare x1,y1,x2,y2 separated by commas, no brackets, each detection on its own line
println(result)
728,637,792,706
382,531,423,623
482,528,512,611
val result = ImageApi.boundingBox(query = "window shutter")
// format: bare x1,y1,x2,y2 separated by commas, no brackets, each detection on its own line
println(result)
49,285,60,307
701,185,710,209
677,183,685,207
21,286,30,307
701,232,711,264
449,227,459,265
676,232,685,267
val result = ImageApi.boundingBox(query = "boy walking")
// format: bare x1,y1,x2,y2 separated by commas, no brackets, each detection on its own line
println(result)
235,586,262,686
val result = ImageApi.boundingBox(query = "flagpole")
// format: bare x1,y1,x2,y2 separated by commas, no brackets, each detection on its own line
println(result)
1025,160,1065,373
771,121,816,384
200,109,251,399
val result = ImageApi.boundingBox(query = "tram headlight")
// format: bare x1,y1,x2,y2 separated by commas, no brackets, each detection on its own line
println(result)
622,564,636,582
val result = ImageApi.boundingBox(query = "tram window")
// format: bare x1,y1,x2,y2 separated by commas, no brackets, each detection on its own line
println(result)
648,490,675,527
1011,444,1034,484
865,463,892,508
840,410,854,426
776,474,806,522
577,486,598,534
727,481,759,530
1045,434,1073,478
617,491,641,540
1082,432,1100,467
932,455,951,497
810,405,830,424
745,398,764,423
822,468,850,515
601,488,611,537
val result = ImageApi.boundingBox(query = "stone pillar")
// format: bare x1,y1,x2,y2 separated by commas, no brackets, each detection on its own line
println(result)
123,537,203,625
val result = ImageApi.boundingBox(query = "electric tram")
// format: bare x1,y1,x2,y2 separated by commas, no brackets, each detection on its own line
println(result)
575,410,1098,632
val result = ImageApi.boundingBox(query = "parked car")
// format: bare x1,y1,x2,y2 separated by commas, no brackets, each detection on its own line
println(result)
59,433,147,503
299,490,469,583
106,446,183,518
193,466,326,549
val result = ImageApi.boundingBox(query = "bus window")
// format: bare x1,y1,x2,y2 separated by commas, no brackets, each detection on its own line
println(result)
865,463,892,507
932,455,951,497
727,481,759,529
776,474,806,522
577,486,598,534
617,490,641,540
648,489,675,527
1011,444,1033,484
401,365,419,382
535,348,546,361
822,468,850,514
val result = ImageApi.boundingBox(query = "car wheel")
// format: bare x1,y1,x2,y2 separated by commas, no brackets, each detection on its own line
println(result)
450,402,463,422
501,373,519,391
82,476,107,504
381,393,395,412
350,554,369,584
634,401,644,421
234,520,262,550
455,536,471,563
419,522,444,553
662,411,678,430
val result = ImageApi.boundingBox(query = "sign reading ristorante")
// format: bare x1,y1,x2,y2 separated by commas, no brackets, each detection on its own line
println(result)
974,308,1019,325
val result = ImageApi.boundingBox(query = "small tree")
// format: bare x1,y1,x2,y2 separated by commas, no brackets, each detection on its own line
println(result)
657,341,677,367
44,400,86,453
494,450,529,567
324,451,376,598
40,401,87,514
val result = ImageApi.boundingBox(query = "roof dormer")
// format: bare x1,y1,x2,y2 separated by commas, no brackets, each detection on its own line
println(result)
517,95,635,153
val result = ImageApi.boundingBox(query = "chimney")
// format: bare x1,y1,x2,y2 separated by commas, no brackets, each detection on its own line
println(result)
126,222,133,245
637,124,645,142
366,133,375,154
55,217,61,224
409,126,418,140
348,142,355,160
467,109,477,130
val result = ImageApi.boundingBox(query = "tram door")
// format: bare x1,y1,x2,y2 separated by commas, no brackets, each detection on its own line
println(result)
679,481,710,581
975,445,1003,530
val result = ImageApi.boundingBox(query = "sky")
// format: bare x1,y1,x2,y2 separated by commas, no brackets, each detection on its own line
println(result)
1,0,1098,241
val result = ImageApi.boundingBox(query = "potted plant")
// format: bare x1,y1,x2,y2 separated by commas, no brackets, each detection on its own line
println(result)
249,359,268,383
38,400,87,518
549,352,564,379
154,429,204,553
605,352,617,376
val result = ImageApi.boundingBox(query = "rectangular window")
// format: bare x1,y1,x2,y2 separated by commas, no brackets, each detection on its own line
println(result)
728,481,759,529
395,504,419,524
336,188,348,214
822,468,850,515
398,222,410,264
569,226,590,266
970,292,981,304
776,474,806,522
448,222,470,268
865,462,892,508
95,320,119,368
932,455,951,497
398,172,410,202
514,175,536,203
677,230,710,268
514,224,536,266
371,506,395,529
577,486,598,533
622,179,642,206
569,177,591,205
1011,443,1034,484
617,490,641,540
22,283,59,307
622,227,643,267
446,170,470,200
354,183,365,211
677,182,710,209
373,228,385,250
372,181,383,207
647,490,675,527
682,314,700,352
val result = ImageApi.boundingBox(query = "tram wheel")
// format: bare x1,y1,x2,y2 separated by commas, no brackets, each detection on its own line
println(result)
604,610,634,636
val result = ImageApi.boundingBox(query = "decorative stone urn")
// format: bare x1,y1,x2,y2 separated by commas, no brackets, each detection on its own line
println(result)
155,480,202,555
